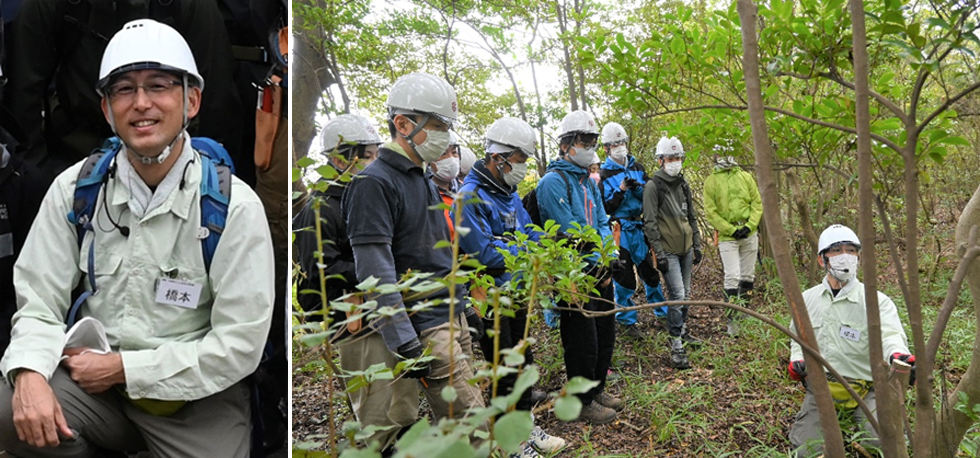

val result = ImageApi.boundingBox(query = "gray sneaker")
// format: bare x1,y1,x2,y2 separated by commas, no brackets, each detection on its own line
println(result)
670,338,690,370
594,391,623,411
578,400,617,424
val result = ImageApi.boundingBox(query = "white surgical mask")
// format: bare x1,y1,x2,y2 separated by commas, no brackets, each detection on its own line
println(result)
501,161,528,187
827,253,859,283
664,161,682,176
405,119,451,163
610,145,627,162
431,156,460,182
569,146,596,168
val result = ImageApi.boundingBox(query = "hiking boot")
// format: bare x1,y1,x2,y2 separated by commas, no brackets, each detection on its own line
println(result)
622,324,645,339
670,338,690,370
509,441,543,458
529,425,567,454
594,391,623,411
530,389,549,405
680,325,702,348
578,400,617,424
727,315,740,337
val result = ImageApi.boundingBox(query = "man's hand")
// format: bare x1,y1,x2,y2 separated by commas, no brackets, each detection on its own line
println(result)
692,249,703,265
61,351,126,394
732,226,751,240
656,255,670,274
890,353,916,386
12,370,73,448
788,360,807,382
395,338,431,379
464,306,485,342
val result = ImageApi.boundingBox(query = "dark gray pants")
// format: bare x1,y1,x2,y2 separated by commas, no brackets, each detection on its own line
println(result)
0,368,250,457
789,388,879,458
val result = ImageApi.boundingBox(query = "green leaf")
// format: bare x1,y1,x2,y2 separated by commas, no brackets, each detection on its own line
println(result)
553,395,583,421
564,376,600,395
441,386,458,403
492,411,533,453
937,135,970,147
296,156,316,168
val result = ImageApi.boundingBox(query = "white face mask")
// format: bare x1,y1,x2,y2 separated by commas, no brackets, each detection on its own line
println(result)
664,161,682,176
827,253,859,283
405,119,451,163
501,161,528,187
431,156,460,182
569,146,596,168
610,145,627,161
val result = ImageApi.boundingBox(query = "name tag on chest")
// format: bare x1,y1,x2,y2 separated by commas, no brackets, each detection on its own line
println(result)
156,278,203,309
839,325,861,342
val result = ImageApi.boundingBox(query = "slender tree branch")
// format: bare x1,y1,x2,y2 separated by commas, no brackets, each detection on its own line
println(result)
917,80,980,132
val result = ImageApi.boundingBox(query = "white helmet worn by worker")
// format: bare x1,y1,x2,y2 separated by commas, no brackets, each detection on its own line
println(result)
601,122,628,145
485,117,537,157
458,145,476,177
318,114,381,158
385,72,458,163
817,224,861,255
655,136,685,159
558,110,599,139
97,19,202,165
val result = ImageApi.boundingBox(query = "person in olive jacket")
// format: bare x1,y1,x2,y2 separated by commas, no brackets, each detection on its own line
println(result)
702,147,762,336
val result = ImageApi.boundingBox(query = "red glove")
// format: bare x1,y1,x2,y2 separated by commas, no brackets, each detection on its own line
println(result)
788,360,807,381
890,353,916,386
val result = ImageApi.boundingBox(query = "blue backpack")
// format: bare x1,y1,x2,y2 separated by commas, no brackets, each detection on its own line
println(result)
66,136,234,326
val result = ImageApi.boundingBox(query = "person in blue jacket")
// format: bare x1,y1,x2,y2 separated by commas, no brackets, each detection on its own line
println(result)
456,116,566,458
598,122,667,339
536,110,622,425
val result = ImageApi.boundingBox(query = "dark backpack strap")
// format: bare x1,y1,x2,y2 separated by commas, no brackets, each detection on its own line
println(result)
555,170,573,204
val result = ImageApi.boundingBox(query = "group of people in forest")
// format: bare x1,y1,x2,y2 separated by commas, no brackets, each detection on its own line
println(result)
296,70,918,458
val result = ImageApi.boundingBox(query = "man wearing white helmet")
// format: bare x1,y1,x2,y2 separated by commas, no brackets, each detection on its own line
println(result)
0,20,274,456
455,116,566,457
536,110,623,425
598,122,667,339
702,144,763,336
642,136,703,370
294,114,413,453
342,72,486,432
787,224,913,457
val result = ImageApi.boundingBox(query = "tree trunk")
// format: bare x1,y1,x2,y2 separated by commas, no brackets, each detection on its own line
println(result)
934,184,980,457
850,0,908,454
555,1,579,111
292,0,335,163
736,1,847,456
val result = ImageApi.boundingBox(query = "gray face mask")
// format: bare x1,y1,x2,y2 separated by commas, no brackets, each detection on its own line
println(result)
569,146,596,168
406,119,451,163
501,161,528,187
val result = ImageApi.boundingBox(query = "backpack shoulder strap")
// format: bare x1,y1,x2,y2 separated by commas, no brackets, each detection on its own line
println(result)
193,138,233,272
555,170,573,204
68,138,122,243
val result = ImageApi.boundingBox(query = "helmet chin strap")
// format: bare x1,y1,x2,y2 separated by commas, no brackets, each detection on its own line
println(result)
106,74,190,165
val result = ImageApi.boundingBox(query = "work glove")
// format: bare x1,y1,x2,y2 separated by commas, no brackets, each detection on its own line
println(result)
890,353,917,386
610,259,628,275
464,306,485,342
395,338,431,379
732,226,751,240
692,249,702,265
788,360,807,382
656,255,670,274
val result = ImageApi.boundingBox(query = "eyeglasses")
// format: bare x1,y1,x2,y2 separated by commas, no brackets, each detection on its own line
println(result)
107,78,183,100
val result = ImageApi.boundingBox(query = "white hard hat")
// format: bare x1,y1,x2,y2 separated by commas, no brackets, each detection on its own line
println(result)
450,131,462,147
558,110,599,139
485,117,537,157
818,224,861,255
601,122,628,145
459,145,476,176
656,136,685,159
386,72,458,127
318,114,381,155
96,19,204,95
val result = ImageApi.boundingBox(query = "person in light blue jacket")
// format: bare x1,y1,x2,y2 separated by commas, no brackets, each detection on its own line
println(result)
535,110,622,425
